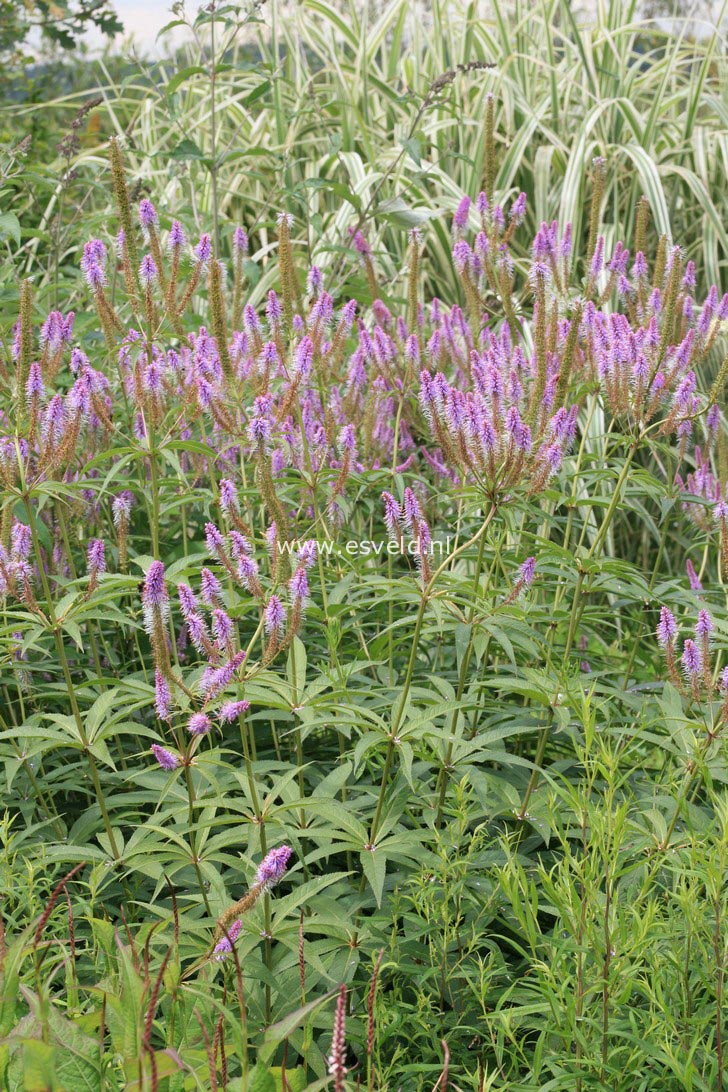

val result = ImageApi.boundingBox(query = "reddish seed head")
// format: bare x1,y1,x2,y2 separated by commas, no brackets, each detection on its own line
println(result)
327,983,348,1091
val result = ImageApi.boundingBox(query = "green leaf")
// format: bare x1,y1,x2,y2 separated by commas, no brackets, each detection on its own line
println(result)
169,139,205,161
20,1040,57,1091
165,65,206,96
247,1063,276,1092
360,846,386,907
0,213,21,246
286,637,307,698
270,1067,307,1091
258,992,336,1064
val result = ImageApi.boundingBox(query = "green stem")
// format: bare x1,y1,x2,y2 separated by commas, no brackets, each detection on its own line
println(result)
182,761,213,918
433,508,493,827
518,439,640,819
368,504,498,846
21,491,122,862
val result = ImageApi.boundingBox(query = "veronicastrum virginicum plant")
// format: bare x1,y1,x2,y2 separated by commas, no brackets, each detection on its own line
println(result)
0,130,727,1090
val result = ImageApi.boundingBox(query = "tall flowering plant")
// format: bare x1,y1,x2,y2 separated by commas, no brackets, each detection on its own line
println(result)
1,136,727,1087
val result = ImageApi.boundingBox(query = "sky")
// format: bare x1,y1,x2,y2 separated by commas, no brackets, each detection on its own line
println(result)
85,0,192,51
82,0,726,52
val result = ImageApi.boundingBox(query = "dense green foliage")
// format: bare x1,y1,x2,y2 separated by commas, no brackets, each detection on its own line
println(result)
0,3,727,1090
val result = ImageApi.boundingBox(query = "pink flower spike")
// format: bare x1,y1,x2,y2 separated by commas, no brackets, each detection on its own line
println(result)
151,743,179,771
187,712,213,736
255,845,292,890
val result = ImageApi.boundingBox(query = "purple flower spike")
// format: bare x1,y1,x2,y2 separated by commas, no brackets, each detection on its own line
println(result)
205,522,225,554
168,220,186,251
200,567,222,604
382,492,402,537
352,230,370,256
656,607,678,647
143,561,169,613
112,492,134,526
402,488,421,529
339,423,357,454
265,291,282,329
139,254,157,285
520,557,536,586
233,227,249,254
212,608,234,646
11,522,31,560
26,361,44,402
264,595,286,636
219,479,239,514
297,540,317,569
453,195,471,232
681,639,701,678
155,669,173,720
307,265,323,295
187,712,213,736
695,610,712,639
178,583,197,617
230,531,251,561
195,234,212,264
87,538,106,575
452,240,473,275
686,559,702,592
255,845,292,890
213,918,242,960
81,239,107,289
151,743,179,771
510,192,527,223
139,198,158,228
219,699,250,723
289,566,309,602
293,336,314,379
